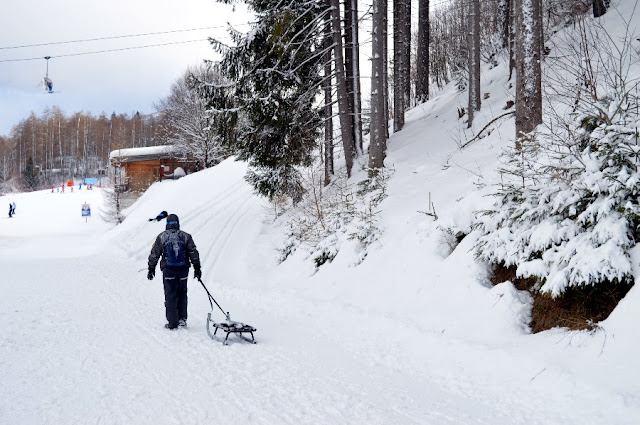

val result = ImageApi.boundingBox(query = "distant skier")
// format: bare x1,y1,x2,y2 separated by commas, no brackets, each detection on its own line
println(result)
8,203,12,218
11,202,16,215
147,214,202,330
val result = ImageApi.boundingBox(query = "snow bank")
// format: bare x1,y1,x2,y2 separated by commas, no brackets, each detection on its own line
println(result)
1,3,639,423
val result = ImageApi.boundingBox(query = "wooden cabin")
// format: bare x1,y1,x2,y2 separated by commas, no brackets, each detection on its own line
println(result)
109,146,198,192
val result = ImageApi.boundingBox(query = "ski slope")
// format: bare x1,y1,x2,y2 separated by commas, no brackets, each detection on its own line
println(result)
2,4,640,421
2,151,639,424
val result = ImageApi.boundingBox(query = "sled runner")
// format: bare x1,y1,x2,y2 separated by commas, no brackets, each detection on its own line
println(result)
206,312,257,345
198,278,257,345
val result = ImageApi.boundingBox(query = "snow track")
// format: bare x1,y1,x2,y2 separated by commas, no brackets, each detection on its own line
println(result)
0,176,489,424
2,159,638,424
0,252,434,424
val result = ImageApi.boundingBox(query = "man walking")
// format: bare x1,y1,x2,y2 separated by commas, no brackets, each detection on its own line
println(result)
147,214,202,330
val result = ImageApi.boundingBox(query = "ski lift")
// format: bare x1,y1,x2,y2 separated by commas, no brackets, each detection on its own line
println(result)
42,56,54,93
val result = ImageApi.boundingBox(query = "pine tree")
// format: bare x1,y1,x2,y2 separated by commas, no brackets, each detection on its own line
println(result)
474,92,640,297
475,6,640,296
208,0,326,203
22,156,38,189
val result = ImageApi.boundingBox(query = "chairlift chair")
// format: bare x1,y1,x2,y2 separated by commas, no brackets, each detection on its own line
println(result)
43,56,54,93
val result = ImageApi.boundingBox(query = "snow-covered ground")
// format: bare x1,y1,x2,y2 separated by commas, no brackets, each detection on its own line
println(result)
2,117,638,424
2,3,640,424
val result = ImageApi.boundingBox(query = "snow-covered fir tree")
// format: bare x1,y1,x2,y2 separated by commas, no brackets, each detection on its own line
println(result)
206,0,326,203
473,6,640,298
474,95,640,297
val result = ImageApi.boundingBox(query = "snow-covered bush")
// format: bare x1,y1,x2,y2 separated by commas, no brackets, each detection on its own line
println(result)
437,226,467,257
474,100,640,297
347,172,389,265
278,167,390,268
474,11,640,298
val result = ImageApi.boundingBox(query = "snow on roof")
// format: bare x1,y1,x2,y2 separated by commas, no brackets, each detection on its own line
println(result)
109,145,176,160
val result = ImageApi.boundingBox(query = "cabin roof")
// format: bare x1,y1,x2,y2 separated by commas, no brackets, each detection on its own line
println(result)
109,145,178,163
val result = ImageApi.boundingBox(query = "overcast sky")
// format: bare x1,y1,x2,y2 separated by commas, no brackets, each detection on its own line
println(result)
0,0,252,136
0,1,431,137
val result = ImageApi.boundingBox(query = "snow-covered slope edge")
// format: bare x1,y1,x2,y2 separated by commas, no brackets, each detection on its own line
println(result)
108,57,639,425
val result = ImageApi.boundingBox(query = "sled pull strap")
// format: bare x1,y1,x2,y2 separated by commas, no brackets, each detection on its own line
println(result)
197,277,227,317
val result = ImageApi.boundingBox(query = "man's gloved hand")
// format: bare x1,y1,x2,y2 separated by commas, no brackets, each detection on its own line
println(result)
194,265,202,280
147,268,155,280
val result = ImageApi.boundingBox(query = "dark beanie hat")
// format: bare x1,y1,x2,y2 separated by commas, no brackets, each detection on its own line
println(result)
166,214,180,230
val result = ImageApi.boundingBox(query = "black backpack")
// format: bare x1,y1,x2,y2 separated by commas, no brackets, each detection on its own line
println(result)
164,232,188,267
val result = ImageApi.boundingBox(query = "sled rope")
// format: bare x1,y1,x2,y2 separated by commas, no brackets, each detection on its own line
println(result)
199,278,257,345
197,277,228,319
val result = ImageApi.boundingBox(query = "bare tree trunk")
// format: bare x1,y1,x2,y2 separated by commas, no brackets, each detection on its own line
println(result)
382,0,389,139
349,0,363,154
509,0,516,80
76,116,81,176
369,0,387,170
344,0,363,155
130,118,135,148
467,0,481,128
416,0,430,103
499,0,511,48
31,121,36,175
83,120,88,177
329,0,356,176
515,0,543,143
58,119,62,170
108,118,113,166
323,6,334,186
344,0,356,145
404,1,412,109
393,0,406,133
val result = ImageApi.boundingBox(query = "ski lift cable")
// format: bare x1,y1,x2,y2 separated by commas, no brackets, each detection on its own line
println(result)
0,23,250,51
0,39,220,63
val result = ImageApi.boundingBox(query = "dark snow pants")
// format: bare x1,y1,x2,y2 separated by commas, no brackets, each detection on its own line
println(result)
162,268,189,329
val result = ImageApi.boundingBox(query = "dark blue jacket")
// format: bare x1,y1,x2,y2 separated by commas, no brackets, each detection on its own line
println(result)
148,229,200,272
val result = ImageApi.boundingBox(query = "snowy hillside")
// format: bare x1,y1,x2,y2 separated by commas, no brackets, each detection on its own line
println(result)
2,4,640,425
